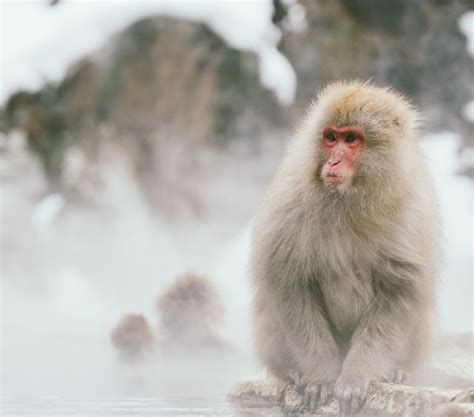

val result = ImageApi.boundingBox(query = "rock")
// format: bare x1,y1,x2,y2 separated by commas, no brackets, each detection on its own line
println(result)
1,16,288,211
280,0,473,145
454,389,474,404
432,403,474,417
362,383,464,417
228,335,474,415
227,376,281,407
2,1,473,213
2,1,473,211
228,378,474,416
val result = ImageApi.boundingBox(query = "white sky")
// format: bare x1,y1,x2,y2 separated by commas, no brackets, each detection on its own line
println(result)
459,10,474,56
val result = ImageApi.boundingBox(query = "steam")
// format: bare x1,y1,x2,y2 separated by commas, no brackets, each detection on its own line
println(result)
421,133,474,334
1,129,472,414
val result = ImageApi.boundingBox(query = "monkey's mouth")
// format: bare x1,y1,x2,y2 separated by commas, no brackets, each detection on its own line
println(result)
324,173,345,186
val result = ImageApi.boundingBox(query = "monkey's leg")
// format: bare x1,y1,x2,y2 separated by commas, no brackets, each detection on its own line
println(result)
334,261,427,415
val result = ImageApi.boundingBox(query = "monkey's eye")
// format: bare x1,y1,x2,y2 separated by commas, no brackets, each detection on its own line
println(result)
346,133,358,143
326,132,336,142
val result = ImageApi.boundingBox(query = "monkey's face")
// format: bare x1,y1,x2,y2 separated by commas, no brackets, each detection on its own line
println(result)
320,125,365,190
310,82,418,195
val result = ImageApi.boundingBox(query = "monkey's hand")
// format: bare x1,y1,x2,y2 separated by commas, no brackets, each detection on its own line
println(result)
334,372,372,415
384,369,411,385
303,382,334,413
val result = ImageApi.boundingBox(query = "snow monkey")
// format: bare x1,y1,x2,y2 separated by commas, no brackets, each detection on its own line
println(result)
111,314,155,359
251,81,439,415
156,273,229,352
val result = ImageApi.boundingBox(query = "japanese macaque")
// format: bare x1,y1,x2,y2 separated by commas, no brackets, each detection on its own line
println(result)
156,272,229,352
111,314,155,359
251,81,440,415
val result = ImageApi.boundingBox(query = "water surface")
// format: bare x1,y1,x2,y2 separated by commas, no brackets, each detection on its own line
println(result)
2,328,279,416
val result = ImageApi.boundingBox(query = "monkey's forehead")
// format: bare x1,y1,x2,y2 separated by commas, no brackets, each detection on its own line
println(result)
317,81,409,107
314,82,417,133
315,108,410,142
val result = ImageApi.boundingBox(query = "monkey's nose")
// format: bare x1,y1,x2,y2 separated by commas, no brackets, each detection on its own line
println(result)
328,159,341,167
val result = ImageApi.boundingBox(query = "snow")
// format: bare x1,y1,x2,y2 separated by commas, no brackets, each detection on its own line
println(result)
1,0,298,106
459,11,474,57
259,47,297,106
463,100,474,122
458,12,473,133
282,0,307,33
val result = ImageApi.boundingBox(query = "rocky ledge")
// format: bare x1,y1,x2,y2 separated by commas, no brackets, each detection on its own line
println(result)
228,378,474,416
229,334,474,416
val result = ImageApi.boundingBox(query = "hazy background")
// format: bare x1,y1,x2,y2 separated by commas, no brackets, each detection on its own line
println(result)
1,0,473,415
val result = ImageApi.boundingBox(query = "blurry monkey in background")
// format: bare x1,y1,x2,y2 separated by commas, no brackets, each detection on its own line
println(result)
111,313,155,360
156,272,230,353
251,81,440,414
111,273,230,360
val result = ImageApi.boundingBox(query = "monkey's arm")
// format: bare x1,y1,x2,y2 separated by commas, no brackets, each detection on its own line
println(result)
335,258,430,413
288,283,344,384
252,205,344,386
256,280,343,386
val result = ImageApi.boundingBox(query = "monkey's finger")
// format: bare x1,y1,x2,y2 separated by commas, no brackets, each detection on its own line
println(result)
320,383,334,406
298,383,306,394
297,375,305,389
309,393,318,412
303,386,310,407
396,370,410,384
289,370,304,389
304,392,315,412
310,385,321,412
350,387,364,415
341,386,353,416
304,384,320,412
394,370,402,384
403,371,411,384
350,396,360,415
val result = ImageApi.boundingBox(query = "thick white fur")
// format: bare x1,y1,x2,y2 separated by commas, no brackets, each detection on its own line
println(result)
251,81,440,391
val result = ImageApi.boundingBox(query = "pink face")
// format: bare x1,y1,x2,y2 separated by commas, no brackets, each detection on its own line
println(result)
320,125,365,189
